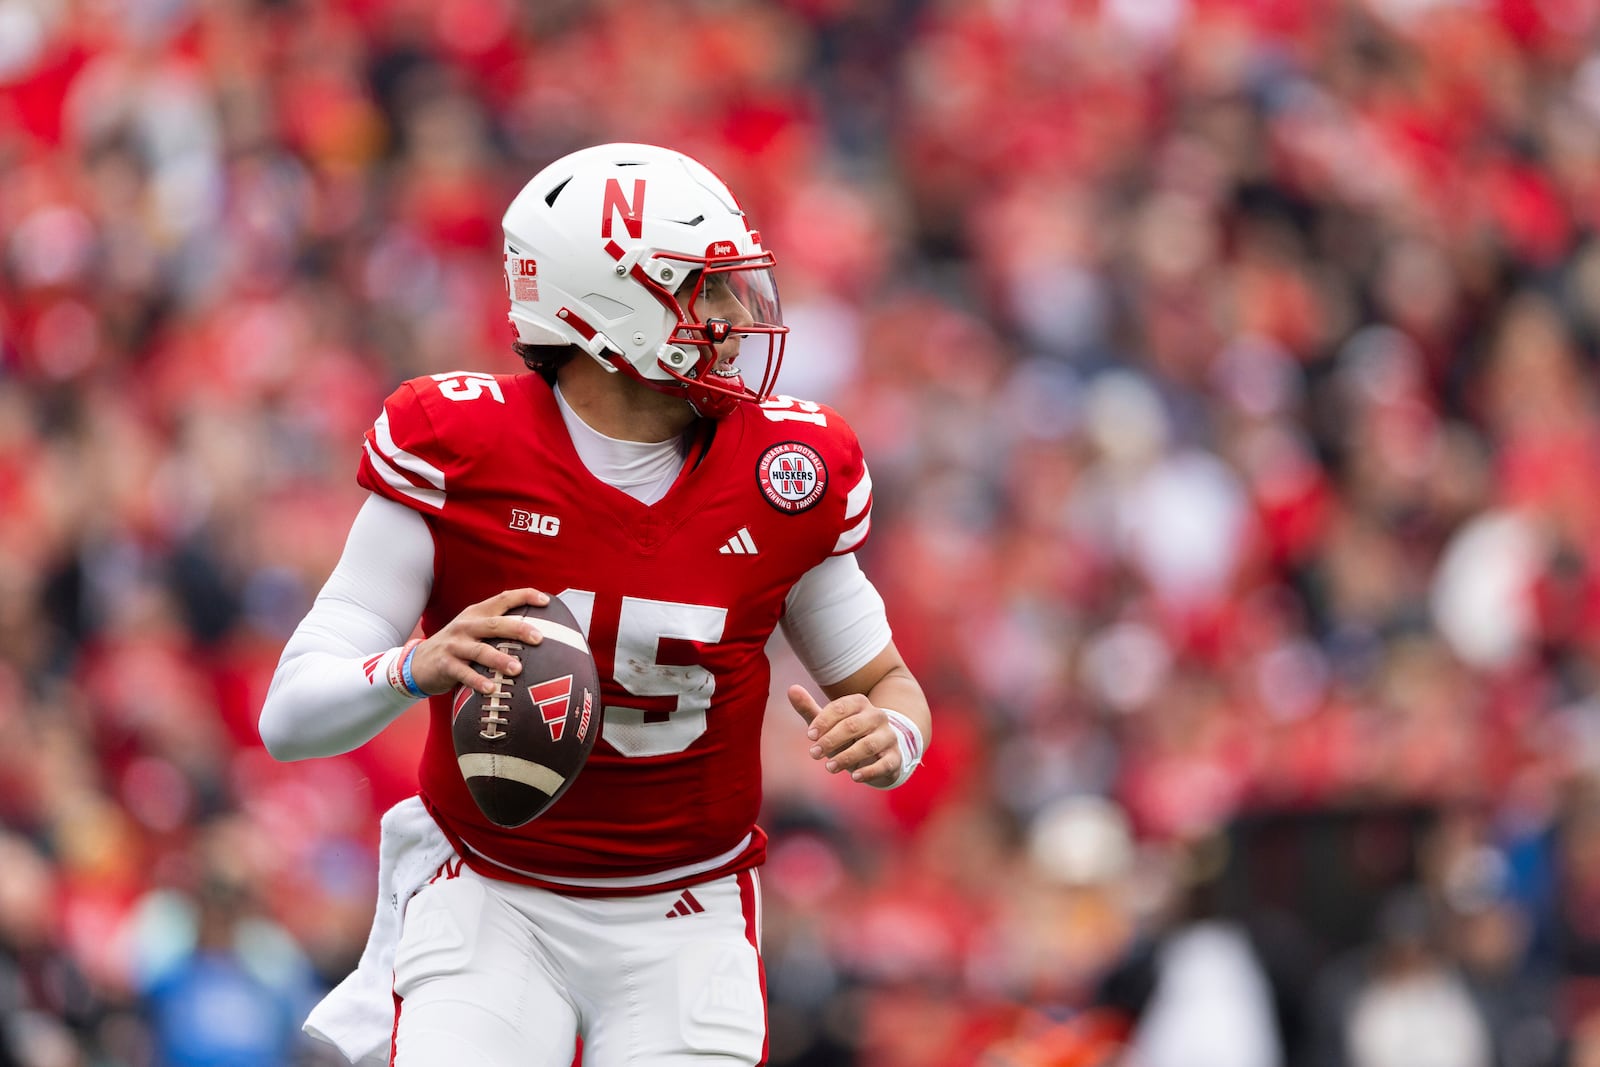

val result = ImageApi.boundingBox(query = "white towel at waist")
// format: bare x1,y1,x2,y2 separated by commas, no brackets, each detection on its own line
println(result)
304,795,457,1065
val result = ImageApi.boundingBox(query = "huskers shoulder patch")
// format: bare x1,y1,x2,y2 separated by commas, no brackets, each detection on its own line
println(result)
757,442,828,513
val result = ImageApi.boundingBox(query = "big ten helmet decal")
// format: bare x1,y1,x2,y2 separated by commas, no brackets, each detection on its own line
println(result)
502,143,787,418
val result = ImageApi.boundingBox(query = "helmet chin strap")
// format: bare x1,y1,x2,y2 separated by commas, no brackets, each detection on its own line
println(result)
653,344,747,420
598,348,745,420
686,373,745,419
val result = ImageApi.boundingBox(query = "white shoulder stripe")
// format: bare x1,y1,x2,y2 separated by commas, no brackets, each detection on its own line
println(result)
844,465,873,521
533,620,590,655
374,412,446,490
364,441,445,510
833,513,871,554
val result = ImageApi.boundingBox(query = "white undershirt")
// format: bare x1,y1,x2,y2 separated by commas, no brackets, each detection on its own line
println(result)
552,385,684,506
259,401,891,761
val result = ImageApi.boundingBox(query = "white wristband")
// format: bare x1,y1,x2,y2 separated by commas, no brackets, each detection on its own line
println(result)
875,708,925,790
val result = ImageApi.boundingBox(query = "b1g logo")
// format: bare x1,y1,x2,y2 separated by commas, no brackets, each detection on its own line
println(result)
510,509,561,536
757,442,828,513
506,254,539,302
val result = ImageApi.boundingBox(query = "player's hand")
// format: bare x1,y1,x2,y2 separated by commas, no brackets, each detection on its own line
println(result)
788,685,903,788
409,588,550,696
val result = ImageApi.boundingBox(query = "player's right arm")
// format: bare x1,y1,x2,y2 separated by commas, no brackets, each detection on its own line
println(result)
258,495,545,761
264,377,555,761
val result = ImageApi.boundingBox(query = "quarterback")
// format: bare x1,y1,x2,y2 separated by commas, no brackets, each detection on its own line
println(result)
258,143,931,1066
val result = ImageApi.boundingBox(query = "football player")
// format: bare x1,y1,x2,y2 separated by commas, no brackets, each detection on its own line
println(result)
258,143,931,1067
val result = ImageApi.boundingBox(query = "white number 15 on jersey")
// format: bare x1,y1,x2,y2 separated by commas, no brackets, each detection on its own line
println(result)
557,590,725,758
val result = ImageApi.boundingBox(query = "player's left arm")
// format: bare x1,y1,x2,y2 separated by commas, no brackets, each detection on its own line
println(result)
788,644,930,790
781,402,927,787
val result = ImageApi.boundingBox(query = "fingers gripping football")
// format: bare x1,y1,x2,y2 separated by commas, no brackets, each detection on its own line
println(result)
409,588,551,696
450,597,603,828
789,687,902,787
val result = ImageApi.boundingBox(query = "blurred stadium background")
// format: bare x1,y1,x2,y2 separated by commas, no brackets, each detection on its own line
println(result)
3,0,1600,1064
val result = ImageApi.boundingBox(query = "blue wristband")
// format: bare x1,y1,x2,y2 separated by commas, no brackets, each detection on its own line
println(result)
400,642,426,698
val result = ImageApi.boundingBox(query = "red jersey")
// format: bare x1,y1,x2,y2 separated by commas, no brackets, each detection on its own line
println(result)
357,371,873,894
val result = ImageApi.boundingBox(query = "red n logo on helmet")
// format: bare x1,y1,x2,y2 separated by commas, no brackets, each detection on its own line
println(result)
601,178,646,240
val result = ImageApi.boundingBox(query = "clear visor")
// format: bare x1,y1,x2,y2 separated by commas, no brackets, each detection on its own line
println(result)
686,264,783,331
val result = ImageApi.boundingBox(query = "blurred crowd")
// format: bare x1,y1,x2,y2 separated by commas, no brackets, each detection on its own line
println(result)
4,0,1600,1064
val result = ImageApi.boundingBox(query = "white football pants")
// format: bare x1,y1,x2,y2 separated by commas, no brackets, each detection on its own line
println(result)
389,863,767,1066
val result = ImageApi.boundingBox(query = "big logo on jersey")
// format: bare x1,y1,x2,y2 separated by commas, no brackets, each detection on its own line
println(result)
757,442,828,513
530,675,575,741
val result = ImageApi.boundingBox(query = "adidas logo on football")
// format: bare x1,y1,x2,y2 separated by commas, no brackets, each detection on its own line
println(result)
665,889,706,919
719,527,759,555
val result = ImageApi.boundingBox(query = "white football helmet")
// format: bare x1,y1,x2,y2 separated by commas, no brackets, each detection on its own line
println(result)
502,143,786,418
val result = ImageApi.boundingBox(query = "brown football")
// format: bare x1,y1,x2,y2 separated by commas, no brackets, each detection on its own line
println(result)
450,599,603,828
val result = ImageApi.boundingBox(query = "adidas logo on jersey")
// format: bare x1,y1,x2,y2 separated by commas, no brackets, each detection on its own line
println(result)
718,527,759,555
665,889,706,919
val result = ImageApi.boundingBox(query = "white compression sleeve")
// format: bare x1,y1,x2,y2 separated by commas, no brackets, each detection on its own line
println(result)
258,496,436,760
780,553,893,687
